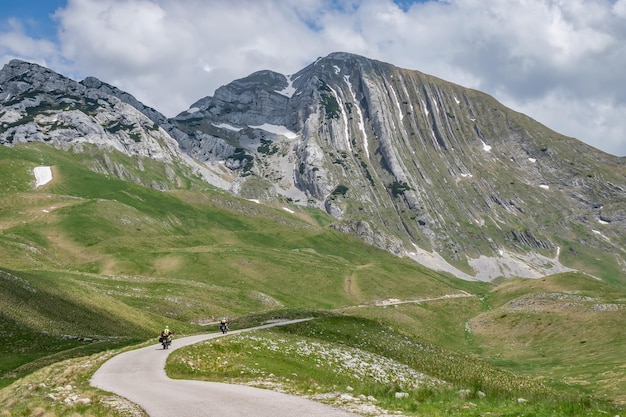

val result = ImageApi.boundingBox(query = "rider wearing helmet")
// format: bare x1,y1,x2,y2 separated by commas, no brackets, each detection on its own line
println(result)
160,325,173,341
219,318,229,333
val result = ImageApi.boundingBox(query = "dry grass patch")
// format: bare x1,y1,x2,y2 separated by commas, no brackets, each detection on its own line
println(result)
469,289,626,401
0,345,149,417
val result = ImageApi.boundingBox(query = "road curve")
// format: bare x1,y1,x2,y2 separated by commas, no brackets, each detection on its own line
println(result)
90,319,358,417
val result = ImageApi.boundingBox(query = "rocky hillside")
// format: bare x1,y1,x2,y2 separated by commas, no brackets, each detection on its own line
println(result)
171,52,625,281
1,54,624,281
0,59,209,190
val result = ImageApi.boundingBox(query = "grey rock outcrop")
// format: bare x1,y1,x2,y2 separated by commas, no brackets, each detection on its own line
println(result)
0,59,195,189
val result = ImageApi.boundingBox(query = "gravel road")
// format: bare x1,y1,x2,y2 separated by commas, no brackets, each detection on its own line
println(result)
90,319,358,417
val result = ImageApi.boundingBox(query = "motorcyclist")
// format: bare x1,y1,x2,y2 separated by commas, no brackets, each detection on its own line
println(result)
219,318,229,333
159,325,174,342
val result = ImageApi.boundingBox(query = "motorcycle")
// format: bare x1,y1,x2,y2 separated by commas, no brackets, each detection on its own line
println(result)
159,335,172,349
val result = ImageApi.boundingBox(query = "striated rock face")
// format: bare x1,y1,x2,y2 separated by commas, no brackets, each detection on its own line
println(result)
2,54,624,281
171,52,626,280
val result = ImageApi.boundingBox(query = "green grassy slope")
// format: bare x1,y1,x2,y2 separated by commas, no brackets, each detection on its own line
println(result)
468,273,626,403
0,143,469,385
0,143,624,416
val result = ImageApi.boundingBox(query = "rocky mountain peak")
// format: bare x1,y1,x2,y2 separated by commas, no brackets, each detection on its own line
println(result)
2,55,624,281
0,59,81,97
170,52,626,281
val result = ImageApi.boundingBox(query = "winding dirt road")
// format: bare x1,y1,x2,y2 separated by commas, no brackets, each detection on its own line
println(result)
90,319,358,417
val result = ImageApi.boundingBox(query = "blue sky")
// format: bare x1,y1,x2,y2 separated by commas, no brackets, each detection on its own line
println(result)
1,0,65,39
1,0,625,156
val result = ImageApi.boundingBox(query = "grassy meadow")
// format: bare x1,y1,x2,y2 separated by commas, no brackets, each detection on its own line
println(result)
0,143,625,416
167,313,618,416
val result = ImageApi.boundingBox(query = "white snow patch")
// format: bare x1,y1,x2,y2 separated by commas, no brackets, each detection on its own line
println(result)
247,199,260,204
187,107,200,114
598,219,609,225
212,122,242,132
333,65,341,75
539,184,549,190
460,173,473,178
275,74,297,98
592,229,610,241
470,117,476,122
454,96,460,105
34,166,52,187
481,141,492,152
250,123,298,139
282,207,294,214
528,158,536,163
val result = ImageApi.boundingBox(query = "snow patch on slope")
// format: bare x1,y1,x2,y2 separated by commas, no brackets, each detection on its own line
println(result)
212,122,242,132
275,74,296,98
34,166,52,187
250,123,298,139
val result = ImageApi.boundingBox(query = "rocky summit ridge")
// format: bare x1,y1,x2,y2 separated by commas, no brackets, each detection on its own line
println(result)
1,53,624,281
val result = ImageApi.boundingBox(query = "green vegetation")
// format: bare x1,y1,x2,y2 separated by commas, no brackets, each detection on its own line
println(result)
389,180,411,197
319,82,341,119
257,138,278,155
0,142,625,416
469,274,626,402
229,147,254,173
331,184,349,197
168,313,618,416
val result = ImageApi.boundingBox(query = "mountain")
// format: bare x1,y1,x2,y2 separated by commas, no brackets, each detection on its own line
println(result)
1,54,624,283
0,59,217,190
170,52,626,282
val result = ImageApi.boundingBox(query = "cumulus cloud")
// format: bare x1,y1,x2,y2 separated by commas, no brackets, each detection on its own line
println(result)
0,0,624,156
53,0,328,115
0,17,60,68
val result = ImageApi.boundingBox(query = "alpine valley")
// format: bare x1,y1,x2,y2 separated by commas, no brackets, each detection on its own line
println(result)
1,53,625,416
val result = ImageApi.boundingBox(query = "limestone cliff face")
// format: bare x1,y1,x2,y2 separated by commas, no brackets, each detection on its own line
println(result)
171,52,626,280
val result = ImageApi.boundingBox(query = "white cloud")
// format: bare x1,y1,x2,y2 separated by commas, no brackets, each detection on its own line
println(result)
0,18,60,68
615,0,626,17
509,91,626,156
0,0,625,156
